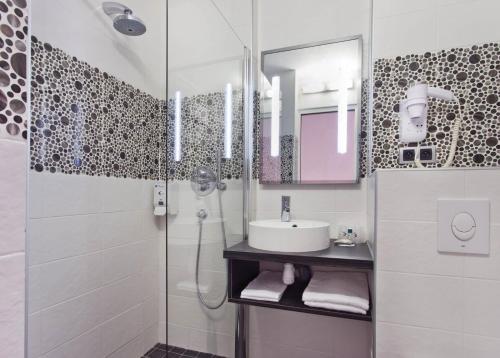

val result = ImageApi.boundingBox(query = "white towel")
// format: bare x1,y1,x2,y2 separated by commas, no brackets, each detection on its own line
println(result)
241,271,287,302
302,271,369,311
304,301,367,315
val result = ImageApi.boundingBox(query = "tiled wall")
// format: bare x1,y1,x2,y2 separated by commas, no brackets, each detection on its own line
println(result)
251,1,373,357
31,38,166,180
167,91,244,181
0,140,26,358
371,43,499,170
371,0,500,172
375,168,500,357
0,0,28,357
28,172,165,358
166,179,243,356
250,180,371,358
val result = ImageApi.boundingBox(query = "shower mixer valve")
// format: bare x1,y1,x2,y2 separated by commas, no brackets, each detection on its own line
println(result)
197,209,208,220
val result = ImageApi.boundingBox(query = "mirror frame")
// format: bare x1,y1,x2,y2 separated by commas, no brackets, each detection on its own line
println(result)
259,35,363,185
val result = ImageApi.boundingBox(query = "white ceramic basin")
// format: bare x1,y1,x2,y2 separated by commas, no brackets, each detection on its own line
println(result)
249,219,330,252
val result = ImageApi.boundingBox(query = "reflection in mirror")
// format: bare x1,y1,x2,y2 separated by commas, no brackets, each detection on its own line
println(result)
260,37,362,184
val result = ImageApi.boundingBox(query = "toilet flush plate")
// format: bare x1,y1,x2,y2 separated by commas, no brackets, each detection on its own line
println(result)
438,199,490,255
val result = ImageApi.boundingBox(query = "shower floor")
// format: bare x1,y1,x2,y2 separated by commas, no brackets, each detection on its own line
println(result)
142,344,226,358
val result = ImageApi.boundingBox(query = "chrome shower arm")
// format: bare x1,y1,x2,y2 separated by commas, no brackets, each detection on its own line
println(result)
102,2,132,16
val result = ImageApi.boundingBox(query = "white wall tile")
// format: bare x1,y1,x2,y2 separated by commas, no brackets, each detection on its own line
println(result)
98,211,142,250
100,177,145,213
27,172,163,356
377,271,463,331
28,265,42,314
100,242,143,285
100,304,144,357
0,140,26,255
167,323,189,349
42,173,102,217
463,278,500,338
373,9,438,59
142,295,159,330
41,327,103,358
0,253,25,358
463,334,500,358
29,171,45,219
188,328,233,357
377,220,464,276
40,290,102,354
29,214,100,265
376,169,500,357
142,324,160,356
465,169,500,225
376,170,465,221
436,0,500,50
28,313,41,358
167,295,235,336
464,225,500,280
99,275,144,323
376,322,464,358
38,252,102,309
105,334,143,358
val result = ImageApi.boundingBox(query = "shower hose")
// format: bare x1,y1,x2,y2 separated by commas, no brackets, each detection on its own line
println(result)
195,186,228,310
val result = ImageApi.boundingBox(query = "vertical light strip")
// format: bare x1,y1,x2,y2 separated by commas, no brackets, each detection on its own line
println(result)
337,84,348,154
224,83,233,159
174,91,182,162
271,76,280,157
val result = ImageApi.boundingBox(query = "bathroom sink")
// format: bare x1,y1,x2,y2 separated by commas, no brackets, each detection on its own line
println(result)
248,220,330,252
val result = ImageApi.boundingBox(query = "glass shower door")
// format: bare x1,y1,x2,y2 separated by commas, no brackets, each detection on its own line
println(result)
166,0,252,356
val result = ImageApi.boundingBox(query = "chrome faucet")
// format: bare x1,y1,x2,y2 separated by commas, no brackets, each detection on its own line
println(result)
281,196,291,222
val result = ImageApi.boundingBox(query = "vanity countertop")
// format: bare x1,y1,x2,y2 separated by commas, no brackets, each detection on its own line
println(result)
224,240,373,269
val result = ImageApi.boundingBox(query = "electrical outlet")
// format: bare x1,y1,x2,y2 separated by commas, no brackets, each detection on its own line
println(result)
399,148,416,164
418,145,436,163
399,146,436,164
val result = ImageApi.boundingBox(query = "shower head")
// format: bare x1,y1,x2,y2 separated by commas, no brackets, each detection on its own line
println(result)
102,2,146,36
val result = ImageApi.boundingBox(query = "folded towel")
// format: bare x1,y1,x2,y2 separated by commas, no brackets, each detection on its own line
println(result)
302,271,369,311
241,271,287,302
304,301,367,315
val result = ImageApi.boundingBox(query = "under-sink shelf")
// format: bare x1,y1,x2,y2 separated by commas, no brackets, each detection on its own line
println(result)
223,240,373,269
223,240,373,322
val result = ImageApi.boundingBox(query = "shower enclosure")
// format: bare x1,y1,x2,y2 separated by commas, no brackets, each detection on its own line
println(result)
26,1,253,357
27,1,167,357
166,0,253,356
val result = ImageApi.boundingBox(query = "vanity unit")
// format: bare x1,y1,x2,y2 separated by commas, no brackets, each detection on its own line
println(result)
223,241,373,321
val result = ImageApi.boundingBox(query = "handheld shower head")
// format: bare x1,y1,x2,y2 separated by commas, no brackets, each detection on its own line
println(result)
102,2,147,36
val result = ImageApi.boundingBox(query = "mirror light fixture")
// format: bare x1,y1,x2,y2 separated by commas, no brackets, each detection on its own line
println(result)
271,76,280,157
337,83,348,154
224,83,233,159
174,91,182,162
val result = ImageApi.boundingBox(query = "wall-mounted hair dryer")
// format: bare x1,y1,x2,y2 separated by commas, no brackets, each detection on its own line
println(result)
399,83,456,143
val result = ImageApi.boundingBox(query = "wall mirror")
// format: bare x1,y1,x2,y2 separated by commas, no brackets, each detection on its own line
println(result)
260,36,362,184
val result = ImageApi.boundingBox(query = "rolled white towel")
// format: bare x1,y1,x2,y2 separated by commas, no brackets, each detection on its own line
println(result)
302,271,369,311
241,271,287,302
304,301,367,315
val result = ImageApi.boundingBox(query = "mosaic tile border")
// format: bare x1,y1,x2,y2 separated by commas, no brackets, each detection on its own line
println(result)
0,0,28,141
166,90,244,181
30,37,166,180
371,42,499,170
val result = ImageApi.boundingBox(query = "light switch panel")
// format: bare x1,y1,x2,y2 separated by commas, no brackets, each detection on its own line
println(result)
438,199,490,254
